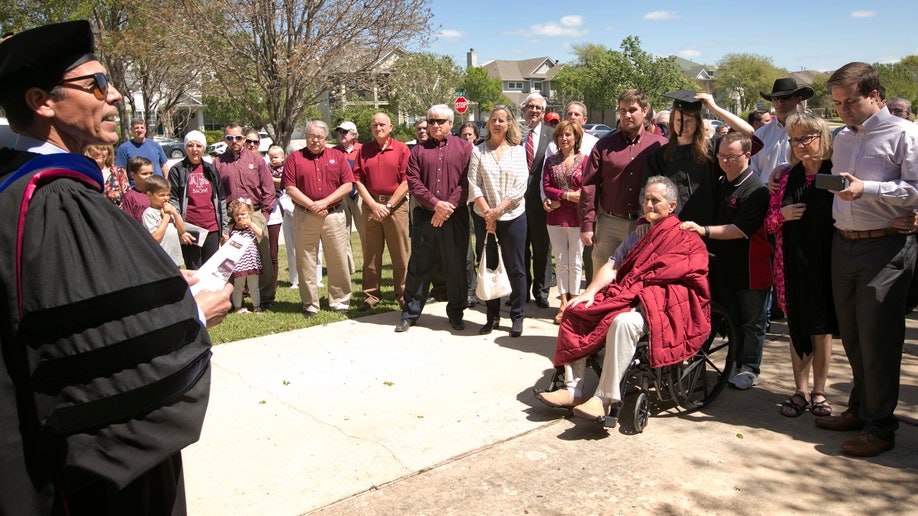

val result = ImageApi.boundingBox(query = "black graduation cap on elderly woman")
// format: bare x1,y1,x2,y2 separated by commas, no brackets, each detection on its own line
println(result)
663,90,703,137
0,20,96,97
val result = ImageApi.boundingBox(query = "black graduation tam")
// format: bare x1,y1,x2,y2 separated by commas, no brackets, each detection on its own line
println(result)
0,20,96,97
663,90,703,113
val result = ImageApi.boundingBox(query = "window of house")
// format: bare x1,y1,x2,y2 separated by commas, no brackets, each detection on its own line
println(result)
506,82,523,90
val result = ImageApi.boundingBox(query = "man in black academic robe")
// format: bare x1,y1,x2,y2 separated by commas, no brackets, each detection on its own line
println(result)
0,21,231,515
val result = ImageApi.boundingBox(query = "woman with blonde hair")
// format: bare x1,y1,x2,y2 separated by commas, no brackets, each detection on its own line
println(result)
764,112,837,418
85,144,129,206
468,105,528,337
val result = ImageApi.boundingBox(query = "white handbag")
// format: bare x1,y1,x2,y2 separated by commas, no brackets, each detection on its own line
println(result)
475,239,512,301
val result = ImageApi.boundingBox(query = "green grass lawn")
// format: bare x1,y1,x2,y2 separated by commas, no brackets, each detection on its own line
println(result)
206,232,401,344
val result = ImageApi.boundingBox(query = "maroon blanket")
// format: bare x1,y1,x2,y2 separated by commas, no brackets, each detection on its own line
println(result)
554,215,711,367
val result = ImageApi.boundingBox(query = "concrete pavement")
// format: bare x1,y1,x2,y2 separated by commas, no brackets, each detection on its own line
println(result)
184,295,918,515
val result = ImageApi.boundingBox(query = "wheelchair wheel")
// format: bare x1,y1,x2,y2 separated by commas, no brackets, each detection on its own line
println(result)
668,301,737,411
620,391,649,433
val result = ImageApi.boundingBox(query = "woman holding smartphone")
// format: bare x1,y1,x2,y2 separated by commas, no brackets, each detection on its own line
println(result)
764,113,838,418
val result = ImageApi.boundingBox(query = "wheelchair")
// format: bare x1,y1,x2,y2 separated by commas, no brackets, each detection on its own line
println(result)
533,300,737,433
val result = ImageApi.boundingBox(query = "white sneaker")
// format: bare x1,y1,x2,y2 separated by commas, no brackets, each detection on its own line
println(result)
729,365,759,390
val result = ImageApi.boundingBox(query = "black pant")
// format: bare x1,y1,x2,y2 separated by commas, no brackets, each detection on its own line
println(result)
832,233,915,441
524,194,552,302
402,205,470,323
473,212,527,322
180,231,220,270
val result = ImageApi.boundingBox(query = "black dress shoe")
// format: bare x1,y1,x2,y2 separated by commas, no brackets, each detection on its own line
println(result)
510,319,523,337
535,298,550,309
449,318,466,331
478,319,500,335
394,319,413,332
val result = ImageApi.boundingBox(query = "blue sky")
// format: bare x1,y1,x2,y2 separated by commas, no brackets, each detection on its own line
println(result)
420,0,918,72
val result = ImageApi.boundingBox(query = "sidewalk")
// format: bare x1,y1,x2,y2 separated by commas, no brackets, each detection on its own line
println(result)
184,297,918,515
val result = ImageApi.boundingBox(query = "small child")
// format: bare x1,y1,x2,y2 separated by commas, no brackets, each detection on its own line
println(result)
229,198,265,314
121,156,154,223
142,175,188,267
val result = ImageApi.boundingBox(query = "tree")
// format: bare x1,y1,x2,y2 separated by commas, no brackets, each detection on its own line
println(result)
714,53,785,113
463,66,509,114
181,0,432,151
388,52,461,119
807,72,832,113
876,58,918,106
553,38,692,123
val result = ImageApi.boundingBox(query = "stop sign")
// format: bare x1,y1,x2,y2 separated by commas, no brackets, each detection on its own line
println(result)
454,96,469,114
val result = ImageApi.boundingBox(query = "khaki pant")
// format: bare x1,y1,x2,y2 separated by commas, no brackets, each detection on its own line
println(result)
293,207,351,313
591,212,635,273
360,201,409,306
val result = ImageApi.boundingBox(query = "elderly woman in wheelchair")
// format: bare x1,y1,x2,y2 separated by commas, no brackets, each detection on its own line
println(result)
537,176,712,423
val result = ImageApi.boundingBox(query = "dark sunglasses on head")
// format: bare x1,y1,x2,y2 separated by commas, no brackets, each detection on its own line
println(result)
59,72,110,100
225,135,245,141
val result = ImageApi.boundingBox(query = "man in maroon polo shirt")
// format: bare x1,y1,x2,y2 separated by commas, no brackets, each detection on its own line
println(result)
580,89,667,273
282,120,354,317
354,112,411,311
215,123,277,309
395,104,473,332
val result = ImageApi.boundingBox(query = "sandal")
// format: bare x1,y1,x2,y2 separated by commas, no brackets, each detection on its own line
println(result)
780,391,808,418
810,391,832,417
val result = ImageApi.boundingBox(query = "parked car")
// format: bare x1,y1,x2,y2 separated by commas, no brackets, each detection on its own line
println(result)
154,136,186,159
582,123,614,139
207,141,227,156
0,117,16,149
255,131,273,154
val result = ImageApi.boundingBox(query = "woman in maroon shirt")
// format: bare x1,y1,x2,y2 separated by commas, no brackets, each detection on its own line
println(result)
168,131,228,268
542,120,586,324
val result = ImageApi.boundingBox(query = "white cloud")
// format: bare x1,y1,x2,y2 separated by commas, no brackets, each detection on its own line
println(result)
560,15,582,27
526,15,589,38
679,49,702,58
436,29,465,41
850,10,877,18
644,10,679,20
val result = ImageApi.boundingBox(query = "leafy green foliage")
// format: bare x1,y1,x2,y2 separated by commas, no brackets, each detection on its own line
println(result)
388,52,462,119
462,67,510,114
875,57,918,106
553,37,692,118
332,105,392,144
714,53,786,112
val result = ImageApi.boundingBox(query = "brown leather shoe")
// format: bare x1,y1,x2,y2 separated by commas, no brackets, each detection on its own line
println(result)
572,396,611,421
841,432,894,457
537,389,582,409
815,409,865,431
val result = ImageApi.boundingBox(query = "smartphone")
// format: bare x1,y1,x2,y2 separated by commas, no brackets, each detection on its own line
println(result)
815,173,847,191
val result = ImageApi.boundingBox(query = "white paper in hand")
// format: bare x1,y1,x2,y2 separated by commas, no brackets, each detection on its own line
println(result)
189,232,254,295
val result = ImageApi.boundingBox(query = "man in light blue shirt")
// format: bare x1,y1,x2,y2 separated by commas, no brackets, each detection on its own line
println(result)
814,62,918,458
115,117,169,177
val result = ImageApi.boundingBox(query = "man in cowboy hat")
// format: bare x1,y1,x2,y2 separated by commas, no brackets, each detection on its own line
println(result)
751,77,814,183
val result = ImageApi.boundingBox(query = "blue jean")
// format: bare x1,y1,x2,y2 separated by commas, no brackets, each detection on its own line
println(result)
716,287,768,374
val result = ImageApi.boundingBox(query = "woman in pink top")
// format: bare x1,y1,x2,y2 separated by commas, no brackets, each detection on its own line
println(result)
542,120,586,324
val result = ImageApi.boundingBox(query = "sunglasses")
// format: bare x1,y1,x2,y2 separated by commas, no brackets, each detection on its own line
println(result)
59,72,110,100
245,139,259,145
427,118,449,125
225,135,245,141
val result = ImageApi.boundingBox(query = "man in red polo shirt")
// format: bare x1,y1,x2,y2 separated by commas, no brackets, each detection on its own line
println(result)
354,113,411,311
282,121,354,317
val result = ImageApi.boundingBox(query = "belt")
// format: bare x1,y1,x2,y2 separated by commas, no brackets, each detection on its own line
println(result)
253,203,262,211
374,194,392,203
295,203,341,213
836,227,900,239
605,211,639,221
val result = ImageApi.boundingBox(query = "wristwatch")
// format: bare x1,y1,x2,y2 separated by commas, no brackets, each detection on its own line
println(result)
386,202,392,209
